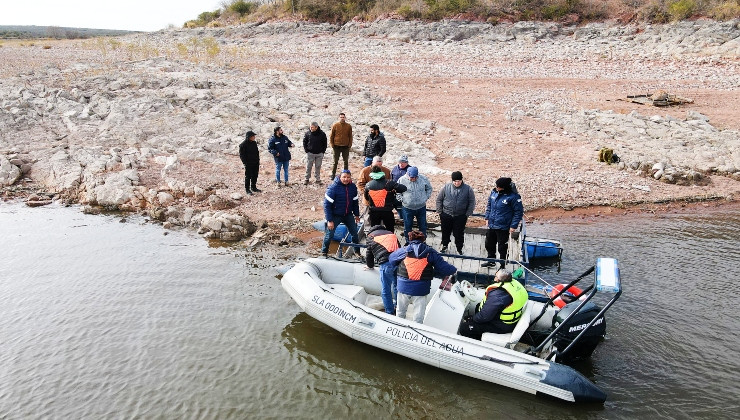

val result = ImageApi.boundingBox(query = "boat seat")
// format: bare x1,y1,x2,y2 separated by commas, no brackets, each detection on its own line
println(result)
480,300,534,348
330,284,367,303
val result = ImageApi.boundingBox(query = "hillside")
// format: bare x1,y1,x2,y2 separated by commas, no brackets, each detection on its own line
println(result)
0,25,137,39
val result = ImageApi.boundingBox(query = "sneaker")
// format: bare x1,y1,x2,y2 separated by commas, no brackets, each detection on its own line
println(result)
481,261,495,268
304,179,309,185
245,190,253,195
316,180,323,185
284,181,290,187
440,245,448,253
458,249,464,255
321,252,328,258
252,187,262,193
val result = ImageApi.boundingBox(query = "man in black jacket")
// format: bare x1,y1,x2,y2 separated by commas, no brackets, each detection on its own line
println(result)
362,124,386,167
303,122,327,185
238,130,261,195
364,225,401,314
364,166,406,230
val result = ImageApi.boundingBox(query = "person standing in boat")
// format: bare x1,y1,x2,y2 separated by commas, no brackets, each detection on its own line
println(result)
238,130,261,195
364,165,406,231
482,177,524,268
459,269,528,340
435,171,476,255
389,231,457,323
364,225,401,315
321,170,361,257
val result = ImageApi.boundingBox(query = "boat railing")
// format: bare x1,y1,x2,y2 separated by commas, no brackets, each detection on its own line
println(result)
525,257,622,361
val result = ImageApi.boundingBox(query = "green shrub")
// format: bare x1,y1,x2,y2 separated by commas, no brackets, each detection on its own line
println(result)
228,1,257,16
709,0,740,19
667,0,695,20
397,4,422,18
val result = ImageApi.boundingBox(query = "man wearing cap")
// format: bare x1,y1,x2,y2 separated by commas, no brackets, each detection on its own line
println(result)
435,171,476,255
362,124,386,168
391,155,410,182
357,155,391,195
398,166,433,244
364,165,406,231
482,177,524,268
303,122,327,185
322,169,361,257
329,112,353,181
238,130,261,195
389,231,457,323
459,269,528,339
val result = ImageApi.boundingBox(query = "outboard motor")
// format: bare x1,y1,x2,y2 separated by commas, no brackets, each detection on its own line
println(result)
551,301,606,363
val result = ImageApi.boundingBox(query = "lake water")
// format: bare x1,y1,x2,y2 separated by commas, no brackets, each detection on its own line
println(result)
1,202,738,419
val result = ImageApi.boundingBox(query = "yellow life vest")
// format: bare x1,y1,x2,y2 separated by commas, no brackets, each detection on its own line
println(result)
479,280,528,324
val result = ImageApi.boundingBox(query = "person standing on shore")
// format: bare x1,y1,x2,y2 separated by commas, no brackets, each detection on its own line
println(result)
362,124,386,167
389,231,457,323
357,155,391,197
483,177,524,268
303,122,327,185
321,169,361,257
329,112,353,181
435,171,476,255
238,130,261,195
268,126,294,186
364,224,401,315
398,166,433,244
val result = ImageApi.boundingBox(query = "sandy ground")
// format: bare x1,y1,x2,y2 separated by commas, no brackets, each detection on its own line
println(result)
1,30,739,236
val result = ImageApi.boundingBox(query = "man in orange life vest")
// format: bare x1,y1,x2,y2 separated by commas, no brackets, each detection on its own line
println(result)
389,231,457,323
364,165,406,231
364,225,401,314
459,269,528,340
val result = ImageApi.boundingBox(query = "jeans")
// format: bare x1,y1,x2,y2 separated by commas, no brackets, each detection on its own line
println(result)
275,160,289,183
331,146,350,178
402,206,427,241
397,293,428,324
440,212,468,252
363,156,373,167
305,152,324,182
321,213,360,254
379,262,397,314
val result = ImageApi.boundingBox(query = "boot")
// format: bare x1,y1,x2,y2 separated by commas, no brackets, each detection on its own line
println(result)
252,186,262,192
245,189,253,195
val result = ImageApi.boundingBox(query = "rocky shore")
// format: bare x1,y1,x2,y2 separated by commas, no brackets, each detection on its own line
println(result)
1,19,738,245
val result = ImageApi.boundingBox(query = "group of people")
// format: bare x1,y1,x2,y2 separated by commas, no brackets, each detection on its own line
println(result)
241,113,527,340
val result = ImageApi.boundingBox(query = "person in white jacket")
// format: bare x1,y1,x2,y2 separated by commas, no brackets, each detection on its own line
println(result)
398,166,433,245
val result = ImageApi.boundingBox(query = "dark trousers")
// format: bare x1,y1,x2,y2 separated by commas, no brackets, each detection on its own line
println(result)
369,210,396,232
485,228,510,260
331,146,350,178
459,319,515,340
244,164,259,192
440,212,467,252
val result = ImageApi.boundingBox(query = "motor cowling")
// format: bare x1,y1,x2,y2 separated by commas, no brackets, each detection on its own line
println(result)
552,301,606,363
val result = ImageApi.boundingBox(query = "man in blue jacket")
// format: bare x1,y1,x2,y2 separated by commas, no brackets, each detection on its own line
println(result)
268,126,294,186
482,177,524,268
389,231,457,323
321,170,361,257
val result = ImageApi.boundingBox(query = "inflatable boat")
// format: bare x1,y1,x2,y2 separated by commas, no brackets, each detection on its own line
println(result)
281,257,621,403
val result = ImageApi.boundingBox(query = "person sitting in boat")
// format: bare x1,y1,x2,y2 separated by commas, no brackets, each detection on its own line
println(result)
459,269,528,340
321,170,361,257
389,231,457,323
482,177,524,268
364,225,401,315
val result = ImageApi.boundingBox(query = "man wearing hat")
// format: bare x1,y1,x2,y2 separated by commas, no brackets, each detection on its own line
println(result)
459,269,528,339
482,177,524,268
398,166,433,244
389,230,457,323
238,130,261,195
435,171,476,254
357,155,391,195
364,165,406,231
391,155,410,182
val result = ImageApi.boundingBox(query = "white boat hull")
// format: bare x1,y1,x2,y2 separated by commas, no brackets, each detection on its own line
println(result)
281,258,607,403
